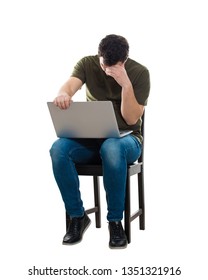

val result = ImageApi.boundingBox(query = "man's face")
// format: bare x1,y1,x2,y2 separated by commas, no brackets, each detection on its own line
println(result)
99,56,124,72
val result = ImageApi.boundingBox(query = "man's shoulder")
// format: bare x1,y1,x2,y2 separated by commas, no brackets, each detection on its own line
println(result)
79,55,99,65
126,58,148,72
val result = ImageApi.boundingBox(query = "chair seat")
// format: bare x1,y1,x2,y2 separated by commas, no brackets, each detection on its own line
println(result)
75,164,103,176
75,162,142,176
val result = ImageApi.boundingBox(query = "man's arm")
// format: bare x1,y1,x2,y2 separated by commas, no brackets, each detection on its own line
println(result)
105,64,144,125
54,77,83,109
121,82,144,125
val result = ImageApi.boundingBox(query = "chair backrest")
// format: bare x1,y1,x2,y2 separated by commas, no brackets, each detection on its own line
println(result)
138,111,145,163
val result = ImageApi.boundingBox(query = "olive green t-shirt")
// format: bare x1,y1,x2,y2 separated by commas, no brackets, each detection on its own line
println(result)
71,55,150,143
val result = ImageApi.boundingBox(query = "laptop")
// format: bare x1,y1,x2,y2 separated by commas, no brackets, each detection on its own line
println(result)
47,101,132,138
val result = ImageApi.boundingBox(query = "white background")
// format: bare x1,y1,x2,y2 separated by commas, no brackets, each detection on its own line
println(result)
0,0,207,279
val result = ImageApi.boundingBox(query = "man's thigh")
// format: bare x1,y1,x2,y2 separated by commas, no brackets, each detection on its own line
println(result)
55,138,103,164
100,135,142,164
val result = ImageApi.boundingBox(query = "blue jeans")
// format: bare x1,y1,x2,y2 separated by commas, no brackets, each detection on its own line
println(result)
49,135,142,221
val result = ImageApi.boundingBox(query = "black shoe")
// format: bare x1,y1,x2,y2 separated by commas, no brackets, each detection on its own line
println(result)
108,221,128,249
63,213,91,245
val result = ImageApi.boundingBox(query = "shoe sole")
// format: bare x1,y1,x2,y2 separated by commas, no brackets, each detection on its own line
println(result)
62,219,91,246
109,243,128,249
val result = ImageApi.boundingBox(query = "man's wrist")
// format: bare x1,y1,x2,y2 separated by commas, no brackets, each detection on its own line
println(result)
58,91,71,98
122,81,133,92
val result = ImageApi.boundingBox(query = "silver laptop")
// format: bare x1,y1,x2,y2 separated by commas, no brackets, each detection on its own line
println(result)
47,101,132,138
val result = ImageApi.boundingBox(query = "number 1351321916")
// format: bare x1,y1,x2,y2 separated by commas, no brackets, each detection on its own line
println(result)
121,266,182,276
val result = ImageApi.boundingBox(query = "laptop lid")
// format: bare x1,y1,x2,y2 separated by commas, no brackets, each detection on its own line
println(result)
47,101,132,138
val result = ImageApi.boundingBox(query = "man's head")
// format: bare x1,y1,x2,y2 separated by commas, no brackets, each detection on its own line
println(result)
98,34,129,69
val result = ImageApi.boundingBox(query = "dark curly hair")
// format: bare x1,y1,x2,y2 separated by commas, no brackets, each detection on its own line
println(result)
98,34,129,66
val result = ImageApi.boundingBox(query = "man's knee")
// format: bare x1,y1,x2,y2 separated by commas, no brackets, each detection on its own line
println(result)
50,138,71,160
100,138,123,162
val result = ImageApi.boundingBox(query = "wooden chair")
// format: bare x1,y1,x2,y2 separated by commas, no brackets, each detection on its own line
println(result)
66,114,145,243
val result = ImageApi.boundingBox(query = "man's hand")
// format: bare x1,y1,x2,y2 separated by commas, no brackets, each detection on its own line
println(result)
53,77,83,109
105,64,130,88
53,93,72,109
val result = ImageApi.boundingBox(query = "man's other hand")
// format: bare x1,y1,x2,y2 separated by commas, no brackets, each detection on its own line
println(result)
53,94,72,109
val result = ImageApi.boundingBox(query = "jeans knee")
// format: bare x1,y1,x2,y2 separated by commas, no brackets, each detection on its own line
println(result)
49,138,68,162
100,138,123,166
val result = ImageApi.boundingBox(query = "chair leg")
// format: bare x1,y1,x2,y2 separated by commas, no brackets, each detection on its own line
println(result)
93,176,101,228
124,174,131,243
138,168,145,230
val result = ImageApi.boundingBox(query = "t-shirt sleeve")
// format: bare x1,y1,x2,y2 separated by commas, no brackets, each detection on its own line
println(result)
70,57,86,84
133,68,150,106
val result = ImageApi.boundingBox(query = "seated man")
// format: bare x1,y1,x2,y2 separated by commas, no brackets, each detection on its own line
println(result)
50,34,150,249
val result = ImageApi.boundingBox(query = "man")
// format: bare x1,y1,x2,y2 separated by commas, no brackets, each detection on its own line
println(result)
50,34,150,249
